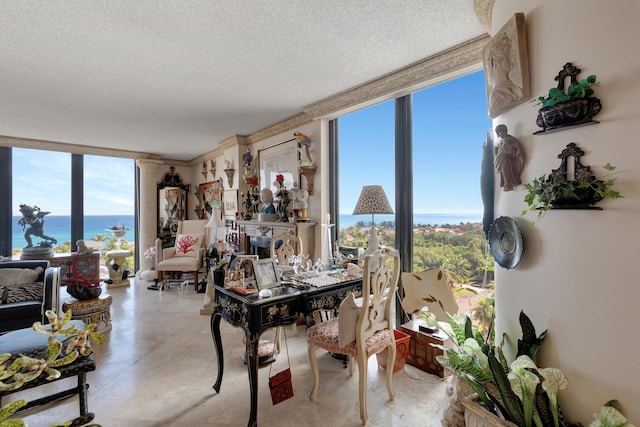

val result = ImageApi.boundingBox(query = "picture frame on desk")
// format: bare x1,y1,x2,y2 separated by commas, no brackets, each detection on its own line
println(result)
258,138,299,194
252,258,281,290
236,254,259,287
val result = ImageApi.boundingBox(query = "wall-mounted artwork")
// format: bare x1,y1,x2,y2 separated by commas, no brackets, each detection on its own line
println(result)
199,179,223,220
223,190,238,218
483,12,529,118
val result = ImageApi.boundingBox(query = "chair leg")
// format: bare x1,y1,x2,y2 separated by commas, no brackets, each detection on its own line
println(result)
307,344,320,401
385,343,396,401
193,271,198,291
356,353,368,425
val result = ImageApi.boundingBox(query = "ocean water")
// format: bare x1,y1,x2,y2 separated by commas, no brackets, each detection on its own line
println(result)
10,213,481,251
338,213,481,228
11,215,135,251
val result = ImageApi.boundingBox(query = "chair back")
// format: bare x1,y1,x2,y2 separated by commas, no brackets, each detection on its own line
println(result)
270,230,303,267
356,247,400,345
177,219,208,235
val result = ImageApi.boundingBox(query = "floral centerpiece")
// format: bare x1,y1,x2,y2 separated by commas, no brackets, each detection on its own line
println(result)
275,173,285,189
66,276,102,300
144,246,156,269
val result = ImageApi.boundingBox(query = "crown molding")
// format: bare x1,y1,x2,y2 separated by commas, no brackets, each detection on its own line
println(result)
303,35,490,120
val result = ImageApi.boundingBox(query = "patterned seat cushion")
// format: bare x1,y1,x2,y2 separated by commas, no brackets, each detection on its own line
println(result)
306,318,394,357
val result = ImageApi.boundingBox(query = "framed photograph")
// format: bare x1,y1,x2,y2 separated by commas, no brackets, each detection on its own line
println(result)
258,138,299,194
223,190,238,218
224,268,244,289
199,179,223,220
235,254,259,287
483,13,529,118
252,258,281,290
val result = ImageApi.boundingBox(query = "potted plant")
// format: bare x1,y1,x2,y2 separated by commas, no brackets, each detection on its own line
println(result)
534,62,601,132
521,143,623,222
0,310,105,426
424,311,635,427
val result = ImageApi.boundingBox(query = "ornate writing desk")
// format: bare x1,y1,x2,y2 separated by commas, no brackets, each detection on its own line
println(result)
210,277,362,427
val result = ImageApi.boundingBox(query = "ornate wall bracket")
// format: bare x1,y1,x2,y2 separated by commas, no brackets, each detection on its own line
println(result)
299,165,317,195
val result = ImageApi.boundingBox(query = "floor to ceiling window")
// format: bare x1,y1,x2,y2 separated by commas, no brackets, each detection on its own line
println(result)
9,150,135,271
337,70,493,318
12,148,71,254
84,155,136,271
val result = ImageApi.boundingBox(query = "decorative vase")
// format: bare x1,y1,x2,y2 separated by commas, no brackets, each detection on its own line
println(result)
536,97,601,131
67,284,102,300
288,216,297,223
461,394,518,427
141,269,157,281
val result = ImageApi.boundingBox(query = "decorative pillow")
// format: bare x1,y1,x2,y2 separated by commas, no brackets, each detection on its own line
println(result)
0,267,43,286
337,292,388,348
0,281,44,304
175,233,204,257
338,292,360,347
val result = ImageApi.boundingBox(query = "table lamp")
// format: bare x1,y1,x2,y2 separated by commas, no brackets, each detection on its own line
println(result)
352,185,393,253
205,205,227,245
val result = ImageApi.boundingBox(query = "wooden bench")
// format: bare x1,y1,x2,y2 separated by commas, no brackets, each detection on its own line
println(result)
0,321,97,426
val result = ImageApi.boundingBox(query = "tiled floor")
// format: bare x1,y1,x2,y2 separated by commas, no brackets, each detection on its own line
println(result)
11,278,450,427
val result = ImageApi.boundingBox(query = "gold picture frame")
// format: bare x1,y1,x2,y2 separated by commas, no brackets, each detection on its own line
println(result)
483,13,529,118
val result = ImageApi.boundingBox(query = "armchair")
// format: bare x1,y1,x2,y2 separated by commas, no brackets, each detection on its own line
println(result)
0,260,60,333
306,247,400,425
156,219,208,291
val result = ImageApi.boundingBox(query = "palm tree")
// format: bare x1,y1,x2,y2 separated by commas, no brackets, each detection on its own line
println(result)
470,296,494,336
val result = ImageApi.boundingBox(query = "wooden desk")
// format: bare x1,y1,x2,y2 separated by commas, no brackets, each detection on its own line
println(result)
210,277,362,427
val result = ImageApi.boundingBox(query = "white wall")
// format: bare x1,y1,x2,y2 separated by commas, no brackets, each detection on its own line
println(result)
492,1,640,424
250,122,324,258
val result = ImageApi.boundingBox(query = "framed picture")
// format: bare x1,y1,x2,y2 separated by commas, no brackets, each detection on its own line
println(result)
252,258,281,290
258,138,299,194
224,268,244,289
199,179,223,220
235,254,259,287
223,190,238,218
483,13,529,118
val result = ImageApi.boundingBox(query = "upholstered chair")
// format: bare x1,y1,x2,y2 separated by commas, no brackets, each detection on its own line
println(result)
156,220,208,291
306,247,400,425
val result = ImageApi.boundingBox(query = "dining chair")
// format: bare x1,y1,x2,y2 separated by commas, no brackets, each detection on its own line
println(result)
306,247,400,425
269,230,303,268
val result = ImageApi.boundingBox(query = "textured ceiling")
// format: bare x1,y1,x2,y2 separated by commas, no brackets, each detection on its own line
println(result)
0,1,486,161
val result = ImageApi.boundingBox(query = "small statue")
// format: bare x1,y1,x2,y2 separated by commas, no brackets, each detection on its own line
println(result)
243,149,257,182
294,131,313,165
76,240,96,254
18,204,57,248
494,124,526,191
258,188,276,213
242,148,253,167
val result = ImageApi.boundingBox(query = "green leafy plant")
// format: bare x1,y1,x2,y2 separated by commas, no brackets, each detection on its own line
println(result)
522,163,623,222
534,74,599,108
0,310,105,427
424,311,635,427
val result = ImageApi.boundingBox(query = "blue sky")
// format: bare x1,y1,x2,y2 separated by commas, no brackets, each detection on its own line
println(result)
12,70,491,217
12,151,135,216
339,70,492,215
